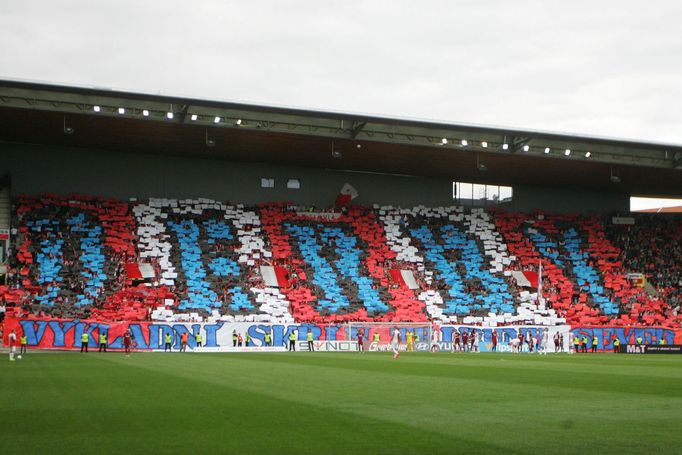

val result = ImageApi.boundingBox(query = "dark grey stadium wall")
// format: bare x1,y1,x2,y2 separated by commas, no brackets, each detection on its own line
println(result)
0,142,629,212
0,142,455,207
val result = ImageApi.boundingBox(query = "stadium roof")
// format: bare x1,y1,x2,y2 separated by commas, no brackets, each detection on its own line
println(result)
0,79,680,197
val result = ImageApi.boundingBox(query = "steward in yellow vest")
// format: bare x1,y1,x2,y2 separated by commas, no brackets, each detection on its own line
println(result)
20,335,28,355
306,330,314,352
98,333,107,352
80,333,89,353
288,331,297,352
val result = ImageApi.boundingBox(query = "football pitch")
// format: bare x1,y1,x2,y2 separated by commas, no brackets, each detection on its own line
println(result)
2,351,681,454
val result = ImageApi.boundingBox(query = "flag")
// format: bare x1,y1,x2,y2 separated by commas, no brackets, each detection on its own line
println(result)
260,265,290,288
389,269,420,290
125,263,155,280
335,183,359,207
339,183,359,199
626,272,646,287
510,271,539,288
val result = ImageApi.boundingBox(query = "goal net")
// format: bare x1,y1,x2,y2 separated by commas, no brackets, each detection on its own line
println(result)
345,322,434,352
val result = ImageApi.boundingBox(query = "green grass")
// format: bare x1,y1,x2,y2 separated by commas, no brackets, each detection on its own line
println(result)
2,351,682,454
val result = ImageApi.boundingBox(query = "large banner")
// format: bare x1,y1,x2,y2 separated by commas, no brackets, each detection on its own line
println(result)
4,317,582,352
5,318,681,352
570,326,681,351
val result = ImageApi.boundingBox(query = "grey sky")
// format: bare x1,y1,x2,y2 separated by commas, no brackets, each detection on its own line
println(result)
1,1,682,144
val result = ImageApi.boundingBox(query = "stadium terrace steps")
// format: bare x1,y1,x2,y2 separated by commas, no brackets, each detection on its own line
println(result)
2,194,679,328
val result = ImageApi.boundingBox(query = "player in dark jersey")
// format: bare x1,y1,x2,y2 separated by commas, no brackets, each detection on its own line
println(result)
357,330,364,353
123,330,133,357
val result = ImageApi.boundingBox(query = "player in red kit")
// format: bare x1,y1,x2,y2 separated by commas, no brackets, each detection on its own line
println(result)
123,330,132,357
357,329,364,353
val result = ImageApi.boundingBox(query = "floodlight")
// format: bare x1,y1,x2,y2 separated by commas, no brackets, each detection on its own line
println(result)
214,116,221,124
118,107,125,115
142,110,150,117
565,149,571,156
502,143,509,150
544,147,550,154
461,139,468,146
166,112,174,119
190,114,198,121
481,141,488,148
585,151,591,158
93,105,101,112
523,145,530,152
441,138,448,145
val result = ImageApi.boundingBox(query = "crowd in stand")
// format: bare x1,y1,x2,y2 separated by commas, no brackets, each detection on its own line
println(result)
607,214,682,318
0,195,680,327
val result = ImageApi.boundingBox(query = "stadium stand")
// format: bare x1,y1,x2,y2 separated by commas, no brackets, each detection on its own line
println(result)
607,214,682,324
1,194,680,328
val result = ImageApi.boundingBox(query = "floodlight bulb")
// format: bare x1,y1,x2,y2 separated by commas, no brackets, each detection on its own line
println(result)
142,109,150,117
118,107,125,115
93,105,101,112
585,151,591,158
214,116,221,124
481,141,488,148
544,147,550,154
190,114,198,121
461,139,468,146
523,145,530,152
236,119,242,125
565,149,571,156
502,143,509,150
441,138,448,145
166,112,174,119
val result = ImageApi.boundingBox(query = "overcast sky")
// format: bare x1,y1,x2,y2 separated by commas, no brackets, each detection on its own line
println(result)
1,1,682,145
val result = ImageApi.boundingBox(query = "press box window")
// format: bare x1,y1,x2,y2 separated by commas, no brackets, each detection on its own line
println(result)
453,181,512,205
261,178,275,189
286,179,301,190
